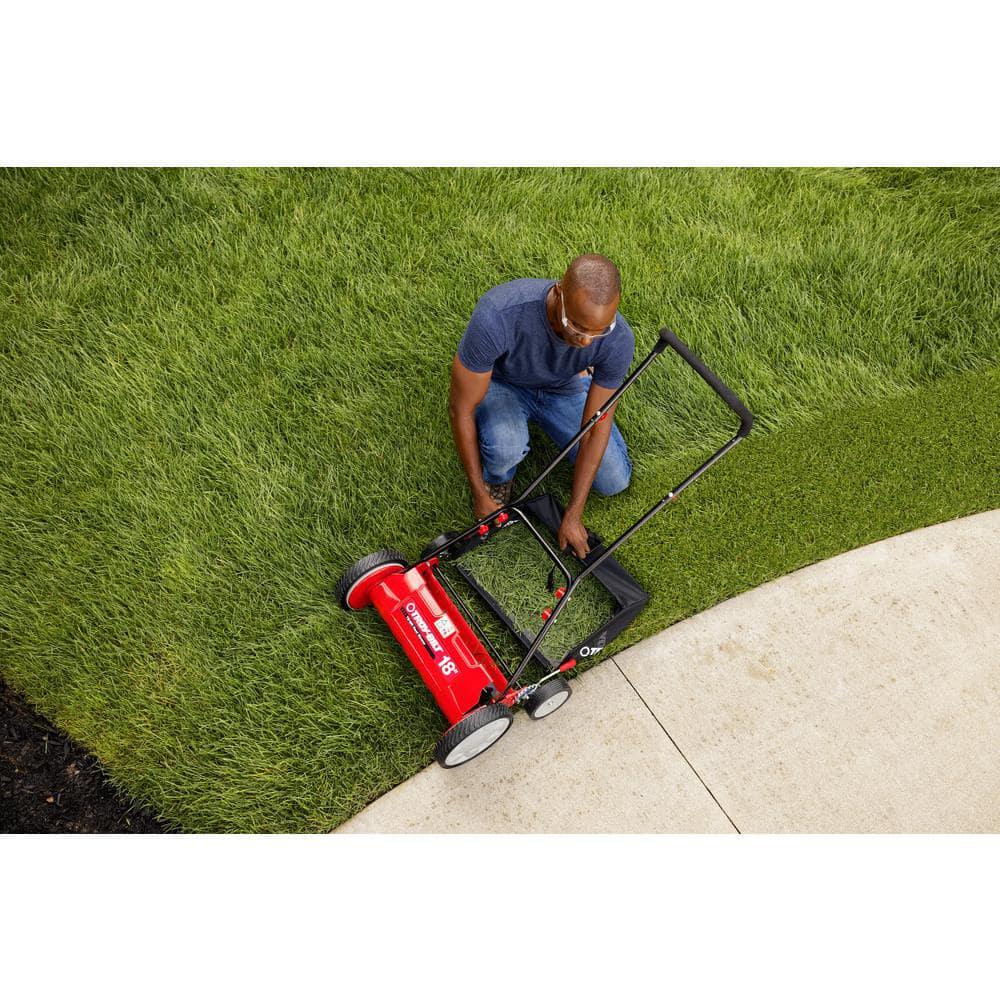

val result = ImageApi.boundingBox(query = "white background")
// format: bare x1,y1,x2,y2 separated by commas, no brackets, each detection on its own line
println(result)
3,0,998,164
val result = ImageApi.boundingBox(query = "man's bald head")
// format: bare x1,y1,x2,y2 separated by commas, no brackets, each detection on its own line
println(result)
563,254,621,306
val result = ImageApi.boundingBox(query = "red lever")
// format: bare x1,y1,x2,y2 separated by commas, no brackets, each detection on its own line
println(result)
541,608,552,621
494,512,509,527
478,524,489,537
554,587,566,600
559,658,578,672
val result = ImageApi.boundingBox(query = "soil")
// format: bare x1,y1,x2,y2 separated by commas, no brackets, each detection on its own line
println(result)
1,677,169,834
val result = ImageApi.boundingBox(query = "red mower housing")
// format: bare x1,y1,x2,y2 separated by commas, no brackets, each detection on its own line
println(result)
349,559,508,726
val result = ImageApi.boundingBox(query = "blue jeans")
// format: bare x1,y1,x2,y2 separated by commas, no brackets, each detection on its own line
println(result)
475,376,632,496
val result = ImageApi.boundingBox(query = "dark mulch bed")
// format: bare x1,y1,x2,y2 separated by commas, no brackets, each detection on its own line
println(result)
1,677,170,833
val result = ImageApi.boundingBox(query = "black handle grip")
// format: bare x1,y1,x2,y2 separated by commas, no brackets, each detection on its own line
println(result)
656,327,754,438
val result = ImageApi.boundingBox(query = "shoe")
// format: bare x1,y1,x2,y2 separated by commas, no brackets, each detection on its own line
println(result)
485,479,514,505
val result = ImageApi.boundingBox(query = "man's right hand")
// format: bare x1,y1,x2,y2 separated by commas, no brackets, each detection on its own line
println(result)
473,490,502,522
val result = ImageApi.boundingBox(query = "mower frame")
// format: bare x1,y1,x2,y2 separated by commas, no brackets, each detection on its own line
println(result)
417,327,754,692
336,326,754,766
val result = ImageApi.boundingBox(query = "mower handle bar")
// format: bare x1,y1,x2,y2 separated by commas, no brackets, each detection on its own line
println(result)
420,325,754,568
490,327,755,691
513,325,752,501
417,325,754,693
655,327,754,438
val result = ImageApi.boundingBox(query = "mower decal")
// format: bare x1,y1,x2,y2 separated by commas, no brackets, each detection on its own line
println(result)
578,633,608,659
403,601,444,654
401,600,460,679
435,614,457,639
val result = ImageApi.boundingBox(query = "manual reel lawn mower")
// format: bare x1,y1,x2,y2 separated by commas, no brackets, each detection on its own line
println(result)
334,327,754,768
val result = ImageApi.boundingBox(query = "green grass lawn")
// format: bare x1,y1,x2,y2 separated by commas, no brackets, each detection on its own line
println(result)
1,167,998,832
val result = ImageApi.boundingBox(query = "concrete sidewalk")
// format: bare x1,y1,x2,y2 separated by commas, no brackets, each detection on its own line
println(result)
336,510,1000,834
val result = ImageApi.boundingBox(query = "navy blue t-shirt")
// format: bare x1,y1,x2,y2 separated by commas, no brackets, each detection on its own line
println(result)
457,278,636,395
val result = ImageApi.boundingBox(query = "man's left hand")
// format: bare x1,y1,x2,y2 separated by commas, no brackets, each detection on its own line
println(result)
559,511,590,560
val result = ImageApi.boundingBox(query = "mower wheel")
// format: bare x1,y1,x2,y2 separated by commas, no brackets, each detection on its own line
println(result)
524,677,572,720
420,531,461,561
435,704,514,768
334,549,408,611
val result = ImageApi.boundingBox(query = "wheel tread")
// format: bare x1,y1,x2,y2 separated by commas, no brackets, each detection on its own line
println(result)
434,703,513,768
524,676,572,720
334,549,408,610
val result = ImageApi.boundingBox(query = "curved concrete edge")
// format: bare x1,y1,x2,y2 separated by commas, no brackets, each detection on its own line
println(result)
335,511,1000,833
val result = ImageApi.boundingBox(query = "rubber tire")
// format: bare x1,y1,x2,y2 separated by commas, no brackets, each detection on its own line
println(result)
334,549,408,611
524,676,572,720
434,704,514,768
421,531,461,562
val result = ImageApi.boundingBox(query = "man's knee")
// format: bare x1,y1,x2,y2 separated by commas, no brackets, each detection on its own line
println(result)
592,456,632,496
480,436,530,475
592,472,631,496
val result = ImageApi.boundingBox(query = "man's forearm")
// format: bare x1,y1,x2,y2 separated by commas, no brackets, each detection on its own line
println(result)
449,407,489,499
566,425,612,514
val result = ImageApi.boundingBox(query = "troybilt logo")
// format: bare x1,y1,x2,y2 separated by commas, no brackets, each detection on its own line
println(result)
579,632,609,658
404,601,443,654
403,601,459,677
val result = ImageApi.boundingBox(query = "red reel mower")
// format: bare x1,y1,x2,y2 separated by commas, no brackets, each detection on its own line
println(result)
335,327,753,768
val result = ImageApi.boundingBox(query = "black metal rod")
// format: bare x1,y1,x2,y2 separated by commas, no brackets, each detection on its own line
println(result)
416,327,752,569
513,343,666,503
497,435,744,695
568,434,743,585
507,506,573,592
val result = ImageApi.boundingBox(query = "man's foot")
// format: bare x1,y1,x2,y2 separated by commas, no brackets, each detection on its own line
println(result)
485,479,514,505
